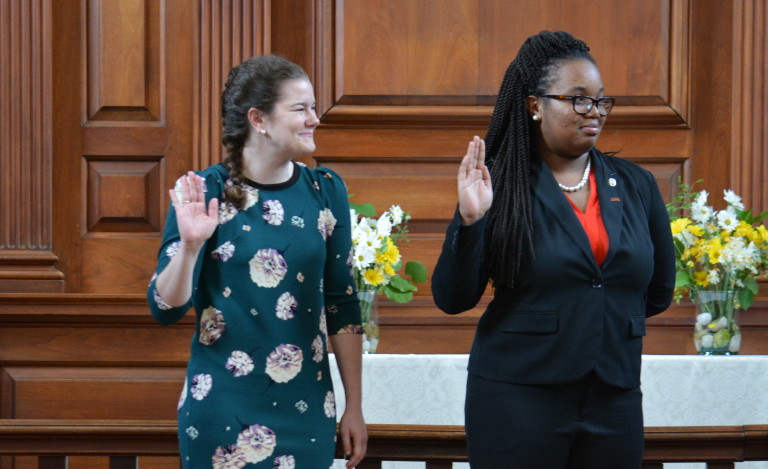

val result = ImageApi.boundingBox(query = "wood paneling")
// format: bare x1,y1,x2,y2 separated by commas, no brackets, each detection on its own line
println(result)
732,0,768,211
328,0,688,128
195,0,266,169
2,367,183,420
0,0,60,292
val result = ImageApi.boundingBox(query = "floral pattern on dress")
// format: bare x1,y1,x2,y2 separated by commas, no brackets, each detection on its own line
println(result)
318,208,337,241
152,165,362,466
319,308,328,338
237,424,277,463
249,248,288,288
212,445,247,469
153,289,172,310
241,184,259,210
337,324,363,334
311,335,323,363
186,426,199,440
218,202,239,224
166,241,181,258
226,351,254,377
200,306,226,345
177,378,188,411
262,200,285,226
265,344,303,383
323,391,336,418
191,373,212,400
212,241,235,262
295,400,308,413
275,292,298,320
273,455,296,469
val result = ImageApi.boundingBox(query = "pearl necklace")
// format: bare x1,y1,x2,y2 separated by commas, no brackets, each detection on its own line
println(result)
558,157,591,192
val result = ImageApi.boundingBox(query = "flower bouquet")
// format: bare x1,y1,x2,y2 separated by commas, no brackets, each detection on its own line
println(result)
349,199,428,353
667,181,768,354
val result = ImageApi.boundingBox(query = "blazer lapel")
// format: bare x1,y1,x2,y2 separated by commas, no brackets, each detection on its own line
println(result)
530,155,596,268
591,151,623,268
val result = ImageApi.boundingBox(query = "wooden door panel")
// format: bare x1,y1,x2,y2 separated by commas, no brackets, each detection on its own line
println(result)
332,0,686,127
2,367,183,420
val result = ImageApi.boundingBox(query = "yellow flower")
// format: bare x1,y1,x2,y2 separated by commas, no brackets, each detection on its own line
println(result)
757,225,768,245
671,218,692,236
383,263,395,276
363,268,385,286
705,238,723,264
376,238,400,265
693,270,709,286
688,224,704,237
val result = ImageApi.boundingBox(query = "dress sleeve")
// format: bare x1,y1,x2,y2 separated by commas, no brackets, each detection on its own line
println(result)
316,167,362,335
146,172,212,326
643,171,676,317
431,208,490,315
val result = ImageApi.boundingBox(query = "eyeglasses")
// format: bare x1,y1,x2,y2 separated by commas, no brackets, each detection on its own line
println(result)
540,95,615,116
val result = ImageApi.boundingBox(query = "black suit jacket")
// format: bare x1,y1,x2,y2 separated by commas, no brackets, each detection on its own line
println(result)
432,149,675,389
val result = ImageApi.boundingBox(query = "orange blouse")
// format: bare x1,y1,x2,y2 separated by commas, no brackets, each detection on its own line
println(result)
566,171,609,266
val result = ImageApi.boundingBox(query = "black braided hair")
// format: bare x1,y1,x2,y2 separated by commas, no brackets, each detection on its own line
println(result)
483,31,595,287
220,55,308,209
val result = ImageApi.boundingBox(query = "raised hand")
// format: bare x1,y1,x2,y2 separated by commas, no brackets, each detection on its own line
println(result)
458,136,492,225
169,172,219,247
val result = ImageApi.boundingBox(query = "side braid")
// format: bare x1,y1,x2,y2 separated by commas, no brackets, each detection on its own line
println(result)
483,31,594,287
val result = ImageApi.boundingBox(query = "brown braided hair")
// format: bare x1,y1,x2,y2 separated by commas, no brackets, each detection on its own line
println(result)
220,55,309,209
483,31,595,287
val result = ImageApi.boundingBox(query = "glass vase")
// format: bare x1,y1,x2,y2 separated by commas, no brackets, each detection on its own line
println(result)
693,290,741,355
358,289,380,353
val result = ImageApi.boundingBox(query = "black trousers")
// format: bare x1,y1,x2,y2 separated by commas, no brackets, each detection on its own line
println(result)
465,372,643,469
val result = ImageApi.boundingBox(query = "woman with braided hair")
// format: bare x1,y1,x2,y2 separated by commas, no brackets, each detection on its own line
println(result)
147,55,367,468
432,31,675,468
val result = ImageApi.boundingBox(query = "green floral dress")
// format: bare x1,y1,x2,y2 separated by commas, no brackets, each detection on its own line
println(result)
147,162,362,469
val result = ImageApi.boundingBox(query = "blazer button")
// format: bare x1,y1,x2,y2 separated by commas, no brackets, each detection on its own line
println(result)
591,279,603,288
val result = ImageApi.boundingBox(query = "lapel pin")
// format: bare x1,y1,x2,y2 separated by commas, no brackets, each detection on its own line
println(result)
608,178,617,187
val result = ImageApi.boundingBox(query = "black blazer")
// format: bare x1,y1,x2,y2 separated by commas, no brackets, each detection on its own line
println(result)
432,149,675,389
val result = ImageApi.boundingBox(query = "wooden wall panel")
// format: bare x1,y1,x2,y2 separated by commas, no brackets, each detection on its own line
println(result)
330,0,687,127
732,0,768,212
86,0,160,121
194,0,266,170
1,367,183,420
0,0,61,292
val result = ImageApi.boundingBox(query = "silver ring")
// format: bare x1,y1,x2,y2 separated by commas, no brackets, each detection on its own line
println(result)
182,200,190,204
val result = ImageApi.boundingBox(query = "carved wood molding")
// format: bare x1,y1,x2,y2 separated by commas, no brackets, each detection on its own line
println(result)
0,1,55,262
193,0,267,170
732,0,767,213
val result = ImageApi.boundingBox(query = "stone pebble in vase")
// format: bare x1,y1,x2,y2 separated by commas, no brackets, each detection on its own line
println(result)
693,290,741,355
358,289,380,353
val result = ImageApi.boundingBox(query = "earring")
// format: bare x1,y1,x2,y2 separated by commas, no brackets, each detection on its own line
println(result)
532,115,541,122
258,129,267,136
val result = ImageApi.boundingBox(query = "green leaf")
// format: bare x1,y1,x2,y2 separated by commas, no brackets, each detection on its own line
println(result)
743,276,759,294
349,202,377,217
384,286,413,303
738,288,756,311
674,270,692,289
404,261,427,284
389,274,418,292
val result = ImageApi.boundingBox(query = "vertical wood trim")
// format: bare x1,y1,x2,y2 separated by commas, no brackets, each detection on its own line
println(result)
0,0,60,291
193,0,267,171
732,0,767,213
0,0,52,251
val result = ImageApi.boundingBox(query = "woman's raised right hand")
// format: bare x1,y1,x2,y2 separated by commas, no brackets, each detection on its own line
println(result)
169,172,219,247
457,136,493,225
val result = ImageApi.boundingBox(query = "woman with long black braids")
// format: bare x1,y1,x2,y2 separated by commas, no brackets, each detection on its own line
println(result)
432,31,675,468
